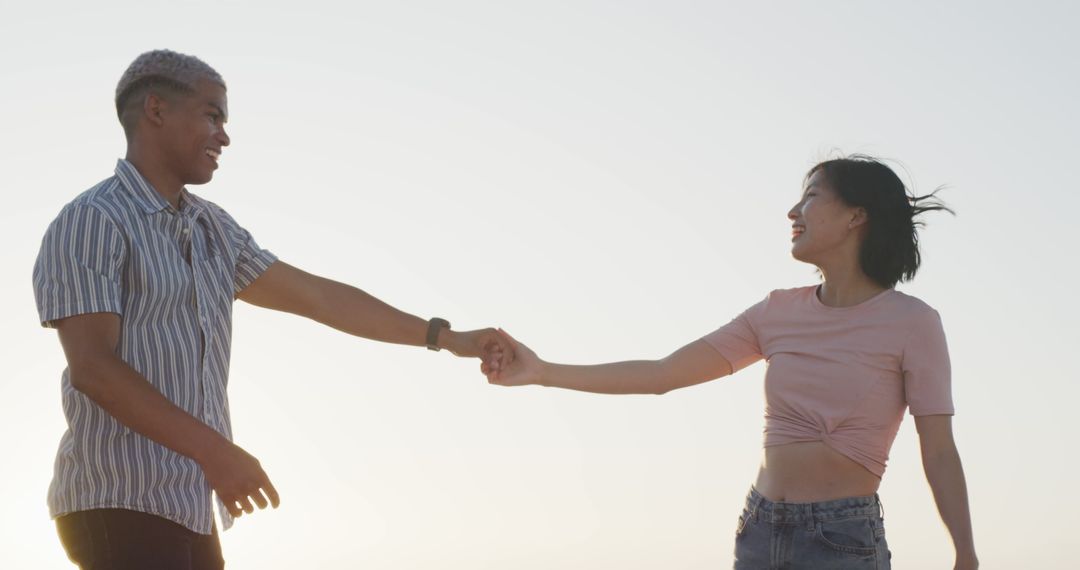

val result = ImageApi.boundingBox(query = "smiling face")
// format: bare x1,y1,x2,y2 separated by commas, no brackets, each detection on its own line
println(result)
787,169,866,266
157,79,230,186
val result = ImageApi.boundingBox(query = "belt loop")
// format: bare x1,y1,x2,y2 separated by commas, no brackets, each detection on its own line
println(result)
876,494,885,520
750,490,763,522
805,502,815,532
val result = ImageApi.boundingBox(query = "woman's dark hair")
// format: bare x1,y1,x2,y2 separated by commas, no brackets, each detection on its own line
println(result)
807,155,953,288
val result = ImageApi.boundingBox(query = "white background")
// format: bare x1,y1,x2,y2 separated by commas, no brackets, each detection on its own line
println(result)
1,1,1076,568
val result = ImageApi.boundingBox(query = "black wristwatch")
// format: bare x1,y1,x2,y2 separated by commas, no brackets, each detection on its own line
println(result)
426,318,451,351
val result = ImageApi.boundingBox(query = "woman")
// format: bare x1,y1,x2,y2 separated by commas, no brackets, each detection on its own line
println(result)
483,156,977,569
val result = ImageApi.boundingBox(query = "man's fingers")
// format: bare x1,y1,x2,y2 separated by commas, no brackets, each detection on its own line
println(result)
475,330,514,375
494,334,515,361
497,329,524,363
223,489,274,517
264,480,281,508
224,499,242,518
482,339,503,371
250,488,269,510
488,342,507,369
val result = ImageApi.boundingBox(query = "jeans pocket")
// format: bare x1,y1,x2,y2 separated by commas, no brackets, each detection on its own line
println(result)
735,508,751,538
814,516,878,556
872,516,887,539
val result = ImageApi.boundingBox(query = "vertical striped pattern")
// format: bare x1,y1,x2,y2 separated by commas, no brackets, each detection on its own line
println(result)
32,159,277,534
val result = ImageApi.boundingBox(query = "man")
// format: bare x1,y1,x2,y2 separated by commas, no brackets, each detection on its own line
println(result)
32,49,508,570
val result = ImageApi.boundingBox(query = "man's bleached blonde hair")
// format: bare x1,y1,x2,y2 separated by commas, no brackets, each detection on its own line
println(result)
115,49,225,135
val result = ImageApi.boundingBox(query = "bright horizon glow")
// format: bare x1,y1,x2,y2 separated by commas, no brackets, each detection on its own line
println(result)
2,2,1077,568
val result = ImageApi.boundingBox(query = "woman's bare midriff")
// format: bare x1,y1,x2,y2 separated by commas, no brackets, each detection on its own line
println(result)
753,441,881,503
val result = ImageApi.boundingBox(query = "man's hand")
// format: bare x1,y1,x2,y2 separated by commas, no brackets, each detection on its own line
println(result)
442,327,515,374
197,440,280,519
55,312,281,520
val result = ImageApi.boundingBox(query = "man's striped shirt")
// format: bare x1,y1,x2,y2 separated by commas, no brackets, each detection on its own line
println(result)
32,159,277,534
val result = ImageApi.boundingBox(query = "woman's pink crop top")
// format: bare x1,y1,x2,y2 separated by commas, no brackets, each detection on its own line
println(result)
702,286,954,477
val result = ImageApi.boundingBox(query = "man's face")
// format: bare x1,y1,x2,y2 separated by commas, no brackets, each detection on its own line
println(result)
159,79,230,186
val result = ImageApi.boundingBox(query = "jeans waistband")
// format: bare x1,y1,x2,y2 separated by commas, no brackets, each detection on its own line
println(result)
744,486,883,524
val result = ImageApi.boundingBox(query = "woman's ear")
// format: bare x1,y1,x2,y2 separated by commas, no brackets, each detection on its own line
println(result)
848,207,869,230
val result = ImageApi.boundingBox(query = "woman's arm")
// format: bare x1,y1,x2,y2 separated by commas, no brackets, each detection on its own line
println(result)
485,330,733,395
914,414,979,570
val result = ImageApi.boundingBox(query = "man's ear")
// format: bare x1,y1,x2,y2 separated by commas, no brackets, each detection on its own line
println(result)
143,92,167,128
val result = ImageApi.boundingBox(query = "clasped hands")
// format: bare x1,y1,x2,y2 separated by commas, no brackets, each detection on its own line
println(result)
468,328,540,387
436,326,537,386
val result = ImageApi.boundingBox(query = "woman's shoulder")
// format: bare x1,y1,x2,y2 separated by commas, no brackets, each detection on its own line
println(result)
743,285,817,317
763,284,818,301
883,289,940,316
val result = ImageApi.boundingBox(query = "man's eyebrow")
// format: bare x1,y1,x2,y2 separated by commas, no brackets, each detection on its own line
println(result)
207,103,228,120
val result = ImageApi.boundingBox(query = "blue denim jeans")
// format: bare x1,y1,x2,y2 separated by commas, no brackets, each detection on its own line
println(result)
733,487,891,569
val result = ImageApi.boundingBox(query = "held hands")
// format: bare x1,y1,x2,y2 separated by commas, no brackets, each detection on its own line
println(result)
442,327,516,374
198,439,280,519
481,328,544,386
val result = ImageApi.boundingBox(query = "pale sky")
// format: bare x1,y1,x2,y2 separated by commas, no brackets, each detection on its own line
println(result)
2,1,1077,568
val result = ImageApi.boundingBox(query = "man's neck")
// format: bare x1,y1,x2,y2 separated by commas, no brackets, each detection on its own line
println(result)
124,149,184,210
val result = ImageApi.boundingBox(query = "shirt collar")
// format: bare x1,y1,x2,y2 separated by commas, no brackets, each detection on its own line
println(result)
114,159,205,217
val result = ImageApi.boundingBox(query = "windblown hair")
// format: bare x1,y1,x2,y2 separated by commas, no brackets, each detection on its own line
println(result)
807,155,953,289
114,49,225,136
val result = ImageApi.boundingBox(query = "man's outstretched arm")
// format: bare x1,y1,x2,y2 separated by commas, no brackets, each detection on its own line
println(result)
237,261,509,362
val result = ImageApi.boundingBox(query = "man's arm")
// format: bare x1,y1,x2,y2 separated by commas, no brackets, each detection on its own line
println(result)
915,414,979,570
237,261,509,361
55,312,280,518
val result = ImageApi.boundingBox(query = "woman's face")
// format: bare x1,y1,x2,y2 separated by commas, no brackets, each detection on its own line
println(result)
788,170,862,265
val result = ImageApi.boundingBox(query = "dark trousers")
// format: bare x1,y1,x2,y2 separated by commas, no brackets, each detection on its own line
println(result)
56,509,224,570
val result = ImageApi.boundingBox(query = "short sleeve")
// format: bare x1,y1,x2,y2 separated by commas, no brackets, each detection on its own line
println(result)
33,204,127,328
208,205,278,294
901,309,954,416
701,296,767,374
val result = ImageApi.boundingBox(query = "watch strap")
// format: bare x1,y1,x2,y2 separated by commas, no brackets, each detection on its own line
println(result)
426,318,451,351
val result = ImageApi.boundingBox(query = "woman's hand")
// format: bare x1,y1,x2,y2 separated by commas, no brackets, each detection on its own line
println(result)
482,329,545,386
